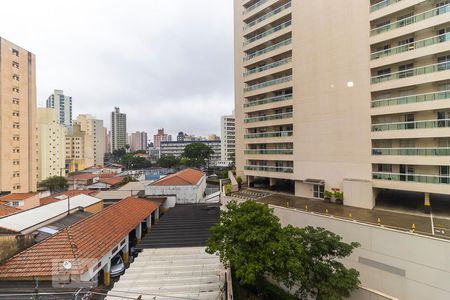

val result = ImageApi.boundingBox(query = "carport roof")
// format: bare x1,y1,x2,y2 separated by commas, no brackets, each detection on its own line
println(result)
0,197,158,279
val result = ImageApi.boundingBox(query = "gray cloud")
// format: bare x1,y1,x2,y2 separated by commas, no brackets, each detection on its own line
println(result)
0,0,234,137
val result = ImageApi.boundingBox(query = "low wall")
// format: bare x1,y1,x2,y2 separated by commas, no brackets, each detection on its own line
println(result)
0,234,35,263
223,196,450,300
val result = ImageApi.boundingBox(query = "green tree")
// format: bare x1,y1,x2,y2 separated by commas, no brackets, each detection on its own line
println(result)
206,200,360,299
121,154,152,170
39,176,68,193
183,143,214,168
157,155,179,168
206,201,283,285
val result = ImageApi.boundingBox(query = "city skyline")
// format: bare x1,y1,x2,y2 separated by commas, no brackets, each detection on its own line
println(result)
0,0,233,137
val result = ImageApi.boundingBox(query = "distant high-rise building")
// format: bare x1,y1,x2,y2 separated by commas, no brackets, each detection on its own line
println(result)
177,131,185,142
208,134,221,141
46,89,72,126
153,128,172,149
104,127,110,154
74,114,105,166
221,112,235,162
130,131,148,152
0,37,38,193
65,124,91,173
111,107,127,151
37,108,67,181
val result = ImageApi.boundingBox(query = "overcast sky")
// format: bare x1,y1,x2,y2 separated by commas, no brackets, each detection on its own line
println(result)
0,0,234,138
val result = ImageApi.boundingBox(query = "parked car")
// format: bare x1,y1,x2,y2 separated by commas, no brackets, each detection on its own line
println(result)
110,254,125,277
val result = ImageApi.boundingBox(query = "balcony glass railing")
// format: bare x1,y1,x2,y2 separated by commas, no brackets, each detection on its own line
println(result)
244,0,269,15
244,2,292,30
371,90,450,108
245,112,292,123
244,20,292,46
245,149,293,155
371,33,450,60
244,38,292,61
372,119,450,131
371,4,450,36
245,130,293,139
245,165,294,173
244,57,292,77
372,147,450,156
370,0,401,13
371,61,450,84
372,172,450,185
245,75,292,92
244,93,293,108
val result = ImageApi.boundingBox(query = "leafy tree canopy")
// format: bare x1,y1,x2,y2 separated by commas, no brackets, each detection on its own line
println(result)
39,176,68,193
183,143,214,161
157,155,179,168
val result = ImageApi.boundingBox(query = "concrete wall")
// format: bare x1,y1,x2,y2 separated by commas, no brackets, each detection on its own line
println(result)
272,206,450,300
0,234,35,264
145,177,207,204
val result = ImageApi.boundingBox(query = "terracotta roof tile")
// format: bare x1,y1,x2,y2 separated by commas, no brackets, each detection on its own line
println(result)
0,204,21,217
0,197,158,279
0,193,38,201
98,177,125,186
151,168,204,186
68,174,98,181
40,190,98,206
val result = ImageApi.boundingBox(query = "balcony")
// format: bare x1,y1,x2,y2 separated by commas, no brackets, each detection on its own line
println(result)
244,38,291,61
244,0,269,15
244,20,291,46
371,61,450,84
370,0,401,13
370,4,450,36
245,112,292,123
244,57,292,77
372,147,450,156
372,118,450,131
244,2,291,30
371,90,450,108
372,172,450,185
244,75,292,92
371,33,450,60
245,130,293,139
245,149,293,155
245,165,294,173
244,93,293,108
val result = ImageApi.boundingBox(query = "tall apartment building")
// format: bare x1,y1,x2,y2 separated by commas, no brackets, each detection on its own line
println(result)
221,112,236,161
65,124,92,173
111,107,127,151
0,37,38,193
160,140,222,163
130,131,148,152
153,128,172,149
46,89,72,126
234,0,450,209
37,108,67,181
74,114,105,166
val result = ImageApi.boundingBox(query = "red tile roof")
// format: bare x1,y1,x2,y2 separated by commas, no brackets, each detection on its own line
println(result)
40,190,98,206
99,174,115,178
0,204,21,217
151,168,205,186
0,197,158,279
98,177,125,186
0,193,38,201
68,173,98,181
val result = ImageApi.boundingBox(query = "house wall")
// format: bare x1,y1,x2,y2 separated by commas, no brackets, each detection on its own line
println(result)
145,176,207,204
0,234,35,264
84,201,103,214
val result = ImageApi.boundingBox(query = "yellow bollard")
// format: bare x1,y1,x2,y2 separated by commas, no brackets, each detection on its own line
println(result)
349,213,352,219
286,201,289,208
305,205,308,211
325,209,329,215
377,217,381,225
412,223,416,233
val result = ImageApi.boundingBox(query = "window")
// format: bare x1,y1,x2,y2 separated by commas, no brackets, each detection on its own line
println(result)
377,164,392,172
12,111,19,117
377,68,391,79
13,135,20,141
13,160,19,165
13,123,20,129
438,27,450,42
11,201,20,207
404,113,415,129
398,37,415,50
440,166,450,183
313,184,324,199
397,12,414,27
12,74,19,81
398,63,414,78
437,1,450,15
12,61,19,68
375,20,390,33
13,148,20,153
12,49,19,56
12,98,19,105
438,55,450,71
12,87,19,93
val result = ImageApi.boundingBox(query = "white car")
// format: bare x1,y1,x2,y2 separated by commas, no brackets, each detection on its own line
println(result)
110,254,125,277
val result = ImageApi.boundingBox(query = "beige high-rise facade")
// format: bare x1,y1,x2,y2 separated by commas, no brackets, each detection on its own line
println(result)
65,124,92,173
74,114,105,166
37,108,67,181
0,37,37,193
235,0,450,209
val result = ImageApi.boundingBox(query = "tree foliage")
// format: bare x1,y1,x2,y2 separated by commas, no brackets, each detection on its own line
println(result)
206,200,360,299
182,143,214,168
39,176,68,192
120,154,152,170
157,155,179,168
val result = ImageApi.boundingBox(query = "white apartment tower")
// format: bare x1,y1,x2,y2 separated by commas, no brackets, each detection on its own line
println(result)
111,107,127,151
74,114,105,166
235,0,450,209
221,112,236,161
46,89,72,126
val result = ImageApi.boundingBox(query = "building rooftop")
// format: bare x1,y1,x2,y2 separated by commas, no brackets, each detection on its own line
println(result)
150,168,205,187
0,193,38,201
0,194,102,233
34,211,92,243
40,190,98,206
138,204,219,249
67,173,98,181
0,204,21,217
0,197,159,279
98,176,125,186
